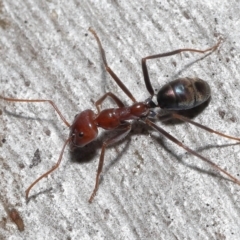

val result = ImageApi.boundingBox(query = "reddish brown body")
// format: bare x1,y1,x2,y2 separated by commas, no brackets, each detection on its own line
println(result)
70,102,149,150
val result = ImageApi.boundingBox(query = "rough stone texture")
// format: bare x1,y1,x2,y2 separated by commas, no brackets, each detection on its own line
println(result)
1,1,240,239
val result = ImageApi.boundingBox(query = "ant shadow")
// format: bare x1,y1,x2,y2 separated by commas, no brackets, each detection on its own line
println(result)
70,129,132,186
170,48,218,80
3,107,65,140
26,188,53,203
3,103,69,137
71,110,239,189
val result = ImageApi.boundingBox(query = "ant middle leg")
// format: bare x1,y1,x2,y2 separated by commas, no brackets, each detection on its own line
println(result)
89,27,137,103
95,92,125,113
142,40,221,96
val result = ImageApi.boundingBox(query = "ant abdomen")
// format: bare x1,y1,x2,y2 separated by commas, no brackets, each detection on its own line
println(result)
157,77,211,110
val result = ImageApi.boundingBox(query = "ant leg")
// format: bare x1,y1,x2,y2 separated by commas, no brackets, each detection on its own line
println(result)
0,96,70,127
165,113,240,141
145,118,240,186
95,92,125,113
89,122,132,203
25,137,71,200
142,40,221,96
89,27,137,103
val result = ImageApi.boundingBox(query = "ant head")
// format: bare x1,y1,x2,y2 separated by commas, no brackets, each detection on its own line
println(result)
69,110,98,150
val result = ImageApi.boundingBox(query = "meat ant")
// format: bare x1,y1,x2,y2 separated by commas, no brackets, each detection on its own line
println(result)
1,28,240,203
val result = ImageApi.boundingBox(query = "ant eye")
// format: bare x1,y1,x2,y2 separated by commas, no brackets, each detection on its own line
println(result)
78,132,84,137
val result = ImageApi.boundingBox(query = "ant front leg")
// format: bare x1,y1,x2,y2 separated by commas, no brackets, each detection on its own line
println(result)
0,95,71,199
0,96,70,127
95,92,125,113
25,137,71,199
89,122,131,203
141,40,221,97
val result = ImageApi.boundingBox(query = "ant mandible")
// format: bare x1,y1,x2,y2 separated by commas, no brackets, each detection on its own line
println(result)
1,28,240,203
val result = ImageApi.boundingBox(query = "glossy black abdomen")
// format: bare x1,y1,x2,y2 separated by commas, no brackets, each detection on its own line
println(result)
157,78,211,110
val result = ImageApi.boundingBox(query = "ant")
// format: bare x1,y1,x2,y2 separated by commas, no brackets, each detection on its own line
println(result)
1,28,240,203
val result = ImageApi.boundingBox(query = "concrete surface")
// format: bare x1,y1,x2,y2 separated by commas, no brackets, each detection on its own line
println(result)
1,0,240,239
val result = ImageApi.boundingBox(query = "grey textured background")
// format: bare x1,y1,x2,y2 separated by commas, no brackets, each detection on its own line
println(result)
1,1,240,239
